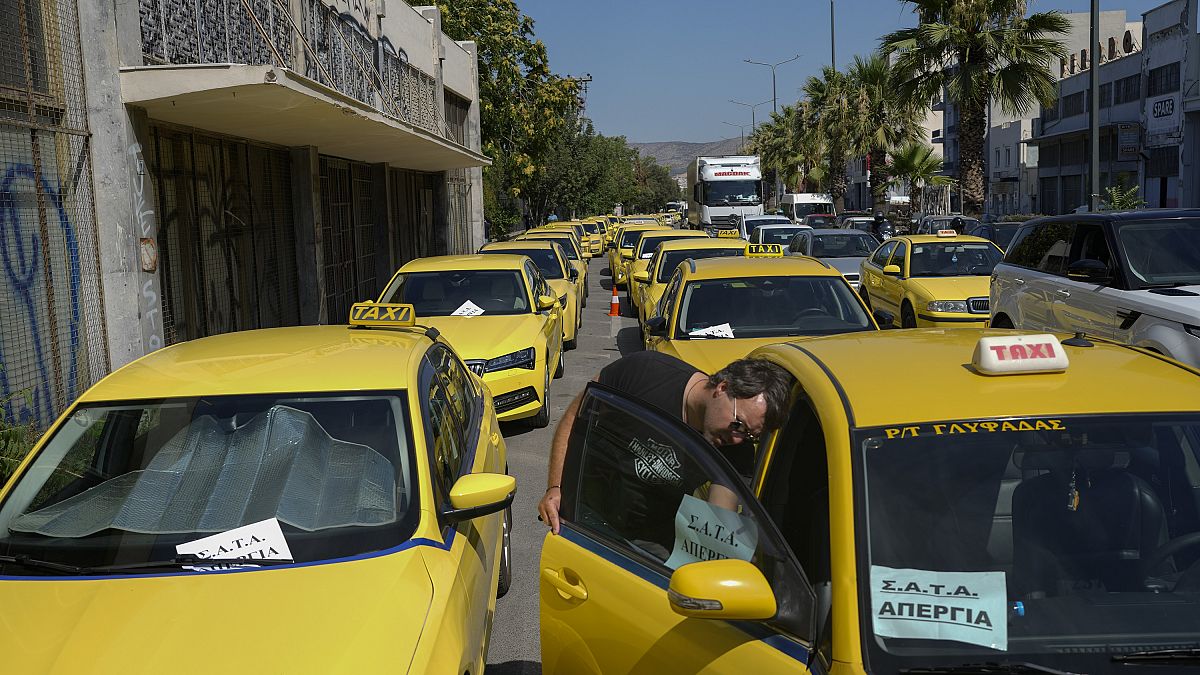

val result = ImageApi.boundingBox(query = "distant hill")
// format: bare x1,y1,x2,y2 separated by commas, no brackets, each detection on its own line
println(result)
629,138,747,176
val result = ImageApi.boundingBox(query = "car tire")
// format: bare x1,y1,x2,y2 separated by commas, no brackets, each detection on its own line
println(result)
553,349,564,379
496,504,512,598
990,314,1014,329
531,367,551,428
565,338,577,351
901,302,917,329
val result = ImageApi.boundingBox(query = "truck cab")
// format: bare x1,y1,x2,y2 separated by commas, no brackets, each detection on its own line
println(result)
687,156,764,233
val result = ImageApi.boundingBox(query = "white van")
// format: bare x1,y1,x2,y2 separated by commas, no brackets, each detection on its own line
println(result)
781,193,835,223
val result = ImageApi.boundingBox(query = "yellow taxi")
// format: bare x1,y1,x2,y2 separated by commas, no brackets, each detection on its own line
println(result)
613,223,670,288
480,240,582,350
0,306,515,674
644,244,876,372
377,254,564,427
859,230,1003,329
541,328,1200,674
632,238,751,327
545,223,592,259
520,230,589,299
580,219,607,256
625,229,709,315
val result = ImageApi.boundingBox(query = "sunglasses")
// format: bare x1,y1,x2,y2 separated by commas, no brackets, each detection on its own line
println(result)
730,397,759,442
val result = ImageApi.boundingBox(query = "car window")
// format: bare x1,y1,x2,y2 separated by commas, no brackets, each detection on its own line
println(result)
676,276,874,339
656,270,683,321
428,344,479,449
789,232,810,255
1072,222,1114,269
889,242,908,272
1005,222,1073,275
560,385,815,639
870,241,897,267
424,363,465,501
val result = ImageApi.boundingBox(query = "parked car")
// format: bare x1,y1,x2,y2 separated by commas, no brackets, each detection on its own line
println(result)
747,222,812,246
914,215,980,235
801,213,837,228
736,214,794,240
786,228,880,289
967,221,1023,251
990,210,1200,367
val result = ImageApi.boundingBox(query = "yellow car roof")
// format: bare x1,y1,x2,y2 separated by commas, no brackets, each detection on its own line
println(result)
82,326,429,402
480,240,557,252
399,254,529,272
758,329,1200,428
898,234,993,245
655,238,748,253
684,256,844,281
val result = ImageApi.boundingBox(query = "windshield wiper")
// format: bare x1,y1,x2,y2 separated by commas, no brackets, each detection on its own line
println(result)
0,554,90,576
1113,648,1200,666
901,662,1079,675
94,554,296,572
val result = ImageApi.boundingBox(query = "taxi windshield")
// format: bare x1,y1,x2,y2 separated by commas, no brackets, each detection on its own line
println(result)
637,234,698,259
482,248,564,279
909,241,1003,277
0,393,418,575
811,233,879,257
656,248,743,283
753,226,804,244
854,414,1200,673
380,270,531,315
621,229,652,249
676,276,872,338
582,222,599,234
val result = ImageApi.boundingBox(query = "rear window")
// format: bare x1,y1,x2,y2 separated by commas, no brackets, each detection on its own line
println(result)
481,248,564,279
656,247,743,283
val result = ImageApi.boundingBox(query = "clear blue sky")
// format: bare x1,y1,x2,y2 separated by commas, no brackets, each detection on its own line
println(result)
517,0,1168,143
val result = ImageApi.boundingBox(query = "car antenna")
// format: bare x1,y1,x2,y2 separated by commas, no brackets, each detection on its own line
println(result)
1061,332,1094,347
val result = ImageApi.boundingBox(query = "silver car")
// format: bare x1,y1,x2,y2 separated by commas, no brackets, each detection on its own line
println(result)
786,228,880,289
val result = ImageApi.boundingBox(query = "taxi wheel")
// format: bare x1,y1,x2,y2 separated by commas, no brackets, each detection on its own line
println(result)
496,505,512,598
553,350,565,379
531,371,551,428
901,302,917,329
565,338,577,351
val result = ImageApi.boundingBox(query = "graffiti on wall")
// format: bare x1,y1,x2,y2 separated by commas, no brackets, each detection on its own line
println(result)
129,142,164,351
0,164,83,426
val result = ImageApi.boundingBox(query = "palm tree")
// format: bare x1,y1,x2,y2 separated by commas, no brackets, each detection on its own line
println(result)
882,0,1068,215
801,66,857,212
887,142,954,214
847,52,923,207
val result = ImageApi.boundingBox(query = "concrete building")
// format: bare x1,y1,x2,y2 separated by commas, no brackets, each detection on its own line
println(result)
1,0,488,426
987,119,1039,215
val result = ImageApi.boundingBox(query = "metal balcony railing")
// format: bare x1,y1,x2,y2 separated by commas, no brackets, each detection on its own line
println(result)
139,0,444,137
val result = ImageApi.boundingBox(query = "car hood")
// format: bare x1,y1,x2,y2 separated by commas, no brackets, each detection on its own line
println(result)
668,337,797,374
1121,285,1200,325
423,314,546,360
906,275,992,300
0,548,434,674
820,257,867,276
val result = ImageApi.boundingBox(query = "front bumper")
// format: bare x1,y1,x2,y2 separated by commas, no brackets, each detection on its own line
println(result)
477,364,546,421
915,311,990,327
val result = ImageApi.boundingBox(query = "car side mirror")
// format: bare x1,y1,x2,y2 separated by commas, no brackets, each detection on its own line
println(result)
569,269,579,281
1066,258,1111,284
645,316,667,336
668,559,777,621
537,295,557,311
873,309,897,329
633,271,650,284
883,264,902,277
440,473,516,524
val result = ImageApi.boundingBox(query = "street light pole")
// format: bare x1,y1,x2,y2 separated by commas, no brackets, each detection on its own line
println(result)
1089,0,1100,211
729,98,773,131
721,121,749,149
830,0,836,69
744,54,801,114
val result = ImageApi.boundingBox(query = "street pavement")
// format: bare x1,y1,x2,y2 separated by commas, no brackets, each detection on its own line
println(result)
486,258,642,675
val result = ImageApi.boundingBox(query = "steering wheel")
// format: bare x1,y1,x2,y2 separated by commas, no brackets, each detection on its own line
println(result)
1141,532,1200,580
792,308,829,322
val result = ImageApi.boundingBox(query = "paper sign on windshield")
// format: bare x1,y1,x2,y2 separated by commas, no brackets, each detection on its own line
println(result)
177,517,293,569
451,300,485,316
689,323,735,339
664,494,758,570
870,565,1008,651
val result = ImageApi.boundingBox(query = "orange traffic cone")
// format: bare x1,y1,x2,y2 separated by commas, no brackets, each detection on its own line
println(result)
608,283,621,317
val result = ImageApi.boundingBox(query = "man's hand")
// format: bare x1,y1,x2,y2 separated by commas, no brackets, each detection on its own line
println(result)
538,486,562,535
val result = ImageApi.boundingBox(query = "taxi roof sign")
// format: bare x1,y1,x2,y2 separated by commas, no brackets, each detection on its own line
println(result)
349,302,416,327
972,334,1069,375
936,229,958,237
746,243,784,258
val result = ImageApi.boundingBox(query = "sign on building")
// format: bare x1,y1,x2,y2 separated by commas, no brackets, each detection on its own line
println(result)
1146,94,1181,136
1117,122,1141,161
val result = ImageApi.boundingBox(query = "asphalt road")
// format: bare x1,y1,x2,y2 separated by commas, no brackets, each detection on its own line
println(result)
486,258,642,675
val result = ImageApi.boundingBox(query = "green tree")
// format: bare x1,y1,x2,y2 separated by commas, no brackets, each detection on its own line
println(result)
847,53,923,206
887,142,954,214
882,0,1068,215
1104,184,1146,210
801,67,858,211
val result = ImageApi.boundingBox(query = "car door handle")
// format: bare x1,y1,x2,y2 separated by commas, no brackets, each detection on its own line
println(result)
542,567,588,601
1056,289,1071,297
1013,277,1025,285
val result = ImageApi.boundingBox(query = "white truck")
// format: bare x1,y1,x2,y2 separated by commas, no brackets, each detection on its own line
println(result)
686,156,764,233
781,193,835,223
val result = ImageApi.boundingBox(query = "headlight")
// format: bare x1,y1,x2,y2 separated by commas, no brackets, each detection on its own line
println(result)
485,347,536,372
926,300,969,313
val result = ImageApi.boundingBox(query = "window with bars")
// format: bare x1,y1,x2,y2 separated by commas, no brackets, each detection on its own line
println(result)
1042,99,1059,122
444,91,470,146
1039,177,1060,215
1147,145,1179,178
1147,62,1180,97
1113,75,1141,105
1039,143,1059,168
1062,92,1085,117
1099,82,1112,108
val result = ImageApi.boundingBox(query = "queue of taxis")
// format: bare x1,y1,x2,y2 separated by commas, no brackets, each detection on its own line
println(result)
644,244,878,373
542,328,1200,674
632,238,751,327
859,230,1003,329
612,223,670,288
580,218,607,256
626,229,710,315
479,240,582,350
376,254,564,428
0,304,514,674
520,230,589,300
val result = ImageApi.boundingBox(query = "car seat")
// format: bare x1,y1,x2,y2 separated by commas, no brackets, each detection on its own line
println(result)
1012,445,1171,596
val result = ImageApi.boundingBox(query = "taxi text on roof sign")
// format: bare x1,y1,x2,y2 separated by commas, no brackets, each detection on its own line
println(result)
937,229,958,238
971,334,1069,375
349,302,416,327
746,243,784,258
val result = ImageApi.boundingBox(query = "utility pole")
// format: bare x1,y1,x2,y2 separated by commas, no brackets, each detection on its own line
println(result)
1088,0,1100,211
830,0,836,69
721,121,749,149
744,54,801,114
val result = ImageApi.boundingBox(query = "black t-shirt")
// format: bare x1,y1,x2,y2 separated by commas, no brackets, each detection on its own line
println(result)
597,351,753,479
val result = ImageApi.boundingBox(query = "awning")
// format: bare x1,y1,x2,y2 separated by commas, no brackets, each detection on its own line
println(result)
1022,122,1127,145
120,64,490,171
